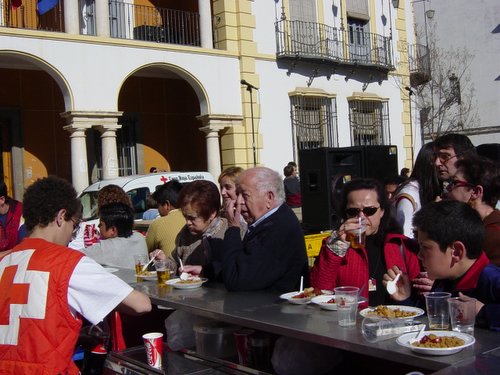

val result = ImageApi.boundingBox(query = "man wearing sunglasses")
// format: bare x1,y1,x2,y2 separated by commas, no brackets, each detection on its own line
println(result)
433,133,476,188
446,155,500,266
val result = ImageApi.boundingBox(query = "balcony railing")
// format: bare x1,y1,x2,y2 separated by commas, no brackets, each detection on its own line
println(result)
1,1,200,47
109,1,200,46
408,43,431,87
0,0,64,31
275,19,393,71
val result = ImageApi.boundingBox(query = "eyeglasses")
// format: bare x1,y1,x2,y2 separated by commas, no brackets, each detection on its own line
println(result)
435,152,458,163
446,179,475,192
345,206,380,218
70,218,81,238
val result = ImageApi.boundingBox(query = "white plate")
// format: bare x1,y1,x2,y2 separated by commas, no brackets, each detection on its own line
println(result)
279,291,314,305
280,290,334,305
311,295,338,310
166,277,207,289
103,267,118,273
134,271,157,280
397,331,475,356
311,295,367,310
359,305,425,319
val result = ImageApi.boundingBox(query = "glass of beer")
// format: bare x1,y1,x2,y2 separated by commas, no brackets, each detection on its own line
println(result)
154,260,170,285
134,254,149,275
346,217,367,249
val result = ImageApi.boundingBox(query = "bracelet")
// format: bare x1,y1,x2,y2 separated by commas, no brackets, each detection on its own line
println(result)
326,231,350,257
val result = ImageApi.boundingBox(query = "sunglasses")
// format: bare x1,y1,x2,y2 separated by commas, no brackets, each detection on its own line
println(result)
345,206,380,218
446,179,475,192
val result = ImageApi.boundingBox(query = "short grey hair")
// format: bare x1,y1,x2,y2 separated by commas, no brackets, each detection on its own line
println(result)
238,167,285,204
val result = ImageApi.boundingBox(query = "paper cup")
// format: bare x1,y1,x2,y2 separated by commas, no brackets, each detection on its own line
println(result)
234,328,255,366
143,332,163,369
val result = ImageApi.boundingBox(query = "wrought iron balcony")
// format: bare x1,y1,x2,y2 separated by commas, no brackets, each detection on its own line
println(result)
1,0,201,47
408,43,431,87
0,0,64,32
275,19,394,72
111,1,200,46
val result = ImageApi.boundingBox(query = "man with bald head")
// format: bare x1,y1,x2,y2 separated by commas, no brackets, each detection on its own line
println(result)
222,167,309,292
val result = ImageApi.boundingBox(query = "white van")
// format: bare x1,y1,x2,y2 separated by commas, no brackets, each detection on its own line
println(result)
69,172,216,250
79,171,216,222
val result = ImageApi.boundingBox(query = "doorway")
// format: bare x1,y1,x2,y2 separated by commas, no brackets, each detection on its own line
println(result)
0,109,24,200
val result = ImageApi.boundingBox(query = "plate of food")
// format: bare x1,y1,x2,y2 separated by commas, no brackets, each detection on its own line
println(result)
397,331,475,356
279,287,323,305
311,295,367,310
166,277,208,289
359,305,425,319
311,295,338,310
134,271,157,280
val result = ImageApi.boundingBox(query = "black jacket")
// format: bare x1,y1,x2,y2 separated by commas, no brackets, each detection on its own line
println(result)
222,204,309,293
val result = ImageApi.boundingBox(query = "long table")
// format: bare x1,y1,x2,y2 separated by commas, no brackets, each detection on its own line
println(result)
116,268,500,374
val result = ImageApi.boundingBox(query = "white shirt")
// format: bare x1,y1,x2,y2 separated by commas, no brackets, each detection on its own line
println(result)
68,257,133,325
392,181,422,238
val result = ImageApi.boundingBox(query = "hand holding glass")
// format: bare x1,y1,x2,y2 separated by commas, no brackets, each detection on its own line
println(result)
346,217,367,249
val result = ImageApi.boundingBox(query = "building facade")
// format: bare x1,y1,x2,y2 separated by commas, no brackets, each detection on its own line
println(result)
0,0,418,198
411,0,500,144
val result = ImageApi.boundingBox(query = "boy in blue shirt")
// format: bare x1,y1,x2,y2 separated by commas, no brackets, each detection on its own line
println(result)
385,200,500,331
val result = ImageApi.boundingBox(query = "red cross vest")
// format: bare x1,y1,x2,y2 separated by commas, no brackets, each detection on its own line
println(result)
0,238,84,374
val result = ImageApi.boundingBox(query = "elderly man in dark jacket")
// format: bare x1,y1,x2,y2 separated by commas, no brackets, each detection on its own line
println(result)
222,167,309,293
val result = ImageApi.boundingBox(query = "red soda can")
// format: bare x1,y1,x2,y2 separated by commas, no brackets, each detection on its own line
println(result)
142,332,163,369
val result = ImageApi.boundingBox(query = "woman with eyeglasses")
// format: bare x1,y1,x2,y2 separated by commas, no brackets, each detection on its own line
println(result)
152,179,228,278
446,155,500,266
310,178,422,306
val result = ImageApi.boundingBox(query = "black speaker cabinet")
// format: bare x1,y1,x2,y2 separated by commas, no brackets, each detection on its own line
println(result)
299,146,398,233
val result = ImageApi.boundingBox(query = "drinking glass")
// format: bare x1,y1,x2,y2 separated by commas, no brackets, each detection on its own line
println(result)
345,217,367,249
154,260,170,285
134,254,149,275
334,286,359,326
425,292,451,330
448,297,476,334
